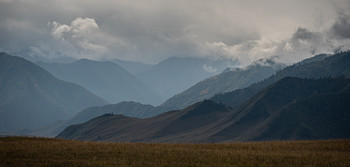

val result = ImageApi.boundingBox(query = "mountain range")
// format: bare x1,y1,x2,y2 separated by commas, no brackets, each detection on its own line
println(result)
3,50,349,141
112,58,153,76
0,52,107,132
56,51,350,142
161,62,281,109
52,52,335,135
37,59,162,105
211,51,349,108
137,57,238,99
57,77,350,142
51,59,280,134
58,52,333,128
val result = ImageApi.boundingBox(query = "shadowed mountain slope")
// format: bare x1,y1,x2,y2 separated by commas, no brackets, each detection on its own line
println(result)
0,53,107,132
37,59,162,105
162,64,279,109
57,77,350,142
57,100,232,142
211,51,350,108
48,102,165,136
210,77,350,141
55,52,334,133
137,57,238,100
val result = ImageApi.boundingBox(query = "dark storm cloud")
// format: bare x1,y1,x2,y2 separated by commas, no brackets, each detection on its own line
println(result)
292,28,317,41
330,13,350,39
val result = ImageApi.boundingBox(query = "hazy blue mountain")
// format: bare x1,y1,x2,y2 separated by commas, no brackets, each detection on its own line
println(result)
57,77,350,142
51,57,238,133
211,51,350,108
37,59,162,105
11,50,76,64
44,101,173,137
54,53,330,130
137,57,238,99
0,52,107,132
112,58,154,75
161,62,282,109
70,102,155,122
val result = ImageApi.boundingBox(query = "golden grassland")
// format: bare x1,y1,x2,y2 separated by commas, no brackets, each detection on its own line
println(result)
0,137,349,167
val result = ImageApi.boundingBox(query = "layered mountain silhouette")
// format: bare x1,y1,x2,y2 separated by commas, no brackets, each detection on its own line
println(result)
210,77,350,141
211,51,350,108
54,61,279,134
162,63,280,109
47,101,169,136
57,77,350,142
0,53,107,132
57,100,233,142
37,59,162,105
137,57,238,99
56,52,340,131
45,101,173,137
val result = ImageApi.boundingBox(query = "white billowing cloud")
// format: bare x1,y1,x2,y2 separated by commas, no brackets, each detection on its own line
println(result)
201,16,350,67
51,17,107,52
203,22,350,66
202,64,217,73
47,17,131,60
202,39,282,66
51,22,71,39
70,17,99,35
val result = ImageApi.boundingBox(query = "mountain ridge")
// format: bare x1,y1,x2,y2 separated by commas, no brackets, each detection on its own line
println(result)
55,52,336,134
0,52,107,132
57,77,350,142
161,63,280,109
37,59,162,105
211,51,350,108
137,56,238,99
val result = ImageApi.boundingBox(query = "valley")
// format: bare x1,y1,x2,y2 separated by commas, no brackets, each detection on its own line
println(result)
1,1,350,166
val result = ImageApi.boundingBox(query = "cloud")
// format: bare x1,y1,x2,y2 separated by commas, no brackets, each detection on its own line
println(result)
202,64,217,73
202,39,281,66
0,0,10,3
49,17,108,55
0,0,350,64
51,22,71,39
202,22,350,66
70,17,99,35
330,13,350,39
292,28,316,41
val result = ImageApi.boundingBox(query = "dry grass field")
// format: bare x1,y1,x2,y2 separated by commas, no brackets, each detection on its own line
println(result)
0,137,349,167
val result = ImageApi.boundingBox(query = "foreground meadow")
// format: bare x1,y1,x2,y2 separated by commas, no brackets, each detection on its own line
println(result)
0,137,349,167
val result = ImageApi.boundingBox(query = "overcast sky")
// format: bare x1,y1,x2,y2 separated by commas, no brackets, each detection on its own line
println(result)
1,0,350,65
